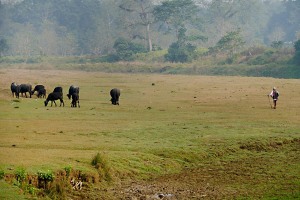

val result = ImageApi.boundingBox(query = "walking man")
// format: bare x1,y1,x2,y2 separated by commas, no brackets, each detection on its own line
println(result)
268,87,279,109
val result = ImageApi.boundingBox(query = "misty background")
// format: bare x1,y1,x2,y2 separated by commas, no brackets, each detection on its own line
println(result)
0,0,299,57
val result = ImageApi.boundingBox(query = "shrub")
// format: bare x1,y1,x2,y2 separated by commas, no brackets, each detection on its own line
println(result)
15,167,27,183
165,42,196,63
37,170,54,182
37,170,54,189
26,185,36,195
113,38,147,61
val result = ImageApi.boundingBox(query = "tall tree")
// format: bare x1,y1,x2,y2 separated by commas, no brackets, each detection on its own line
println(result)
153,0,198,41
165,27,197,63
117,0,155,51
211,29,245,62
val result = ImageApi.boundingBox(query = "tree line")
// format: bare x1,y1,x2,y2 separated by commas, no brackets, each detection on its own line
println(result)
0,0,299,63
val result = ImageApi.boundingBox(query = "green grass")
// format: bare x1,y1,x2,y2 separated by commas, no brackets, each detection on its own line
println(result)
0,180,28,200
0,68,299,199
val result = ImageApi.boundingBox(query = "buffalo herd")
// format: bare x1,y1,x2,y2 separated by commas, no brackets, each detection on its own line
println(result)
10,82,120,107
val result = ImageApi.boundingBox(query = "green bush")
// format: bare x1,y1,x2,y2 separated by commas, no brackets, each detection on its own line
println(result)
26,185,36,195
165,42,196,63
37,170,54,189
15,168,27,183
113,37,147,61
37,170,54,182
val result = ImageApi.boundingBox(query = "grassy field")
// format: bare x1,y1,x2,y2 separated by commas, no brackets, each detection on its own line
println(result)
0,68,299,199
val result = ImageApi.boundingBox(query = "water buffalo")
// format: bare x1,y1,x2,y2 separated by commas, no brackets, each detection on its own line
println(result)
37,88,46,98
44,92,64,107
71,93,80,108
67,85,79,99
11,82,20,98
31,85,45,96
110,88,120,105
19,84,32,98
53,86,63,94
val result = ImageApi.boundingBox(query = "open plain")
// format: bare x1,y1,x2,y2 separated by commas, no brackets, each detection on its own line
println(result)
0,68,299,199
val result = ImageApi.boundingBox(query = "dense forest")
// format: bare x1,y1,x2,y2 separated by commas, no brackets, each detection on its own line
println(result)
0,0,299,70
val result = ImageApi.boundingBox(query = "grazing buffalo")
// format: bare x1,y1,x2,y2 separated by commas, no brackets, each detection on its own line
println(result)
53,86,63,94
44,92,64,107
110,88,120,105
19,84,32,98
31,85,45,96
37,88,46,98
71,93,80,108
67,85,79,99
11,82,20,98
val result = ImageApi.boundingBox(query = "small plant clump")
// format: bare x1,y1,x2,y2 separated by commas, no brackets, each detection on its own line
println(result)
15,167,27,184
37,170,55,189
64,166,72,177
91,153,112,182
26,184,36,195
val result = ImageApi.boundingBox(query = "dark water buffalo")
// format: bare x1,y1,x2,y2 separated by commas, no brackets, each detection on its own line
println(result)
53,86,63,94
44,92,64,107
67,85,79,99
31,85,45,96
71,93,80,108
37,88,46,98
110,88,120,105
11,82,20,98
19,84,32,98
